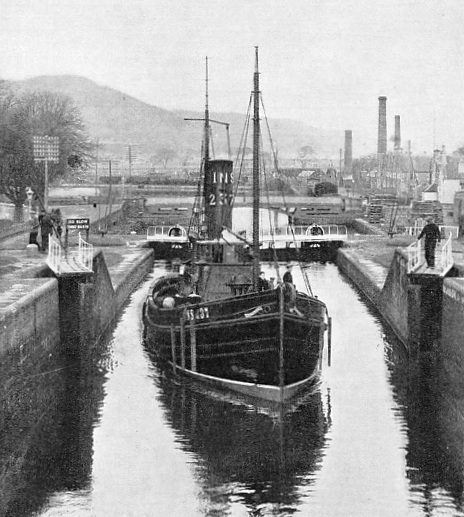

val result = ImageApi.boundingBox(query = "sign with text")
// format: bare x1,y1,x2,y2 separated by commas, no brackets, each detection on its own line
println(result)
33,136,59,162
67,218,90,230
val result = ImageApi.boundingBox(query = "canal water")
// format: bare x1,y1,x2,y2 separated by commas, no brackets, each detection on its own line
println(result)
4,261,464,517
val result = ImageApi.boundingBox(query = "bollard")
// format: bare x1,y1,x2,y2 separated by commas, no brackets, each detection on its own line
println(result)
26,243,40,256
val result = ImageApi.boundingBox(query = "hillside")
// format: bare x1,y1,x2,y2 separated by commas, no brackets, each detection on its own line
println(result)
7,75,343,162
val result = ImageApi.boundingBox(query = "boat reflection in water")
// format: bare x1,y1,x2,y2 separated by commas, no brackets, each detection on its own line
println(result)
148,354,330,515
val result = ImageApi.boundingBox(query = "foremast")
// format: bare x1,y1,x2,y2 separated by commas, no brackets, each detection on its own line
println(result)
203,56,211,237
196,57,233,242
252,47,260,291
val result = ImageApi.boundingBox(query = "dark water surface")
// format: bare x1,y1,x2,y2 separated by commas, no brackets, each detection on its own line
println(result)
4,262,464,516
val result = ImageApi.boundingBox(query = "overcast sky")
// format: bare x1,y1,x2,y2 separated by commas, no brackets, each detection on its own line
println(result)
1,0,463,156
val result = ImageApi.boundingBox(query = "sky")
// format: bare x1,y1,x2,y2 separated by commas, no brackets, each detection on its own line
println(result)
1,0,463,157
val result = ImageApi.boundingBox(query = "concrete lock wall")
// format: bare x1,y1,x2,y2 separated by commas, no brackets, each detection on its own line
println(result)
338,244,464,356
0,248,155,363
79,250,119,346
78,249,154,347
336,249,382,307
380,249,410,344
441,278,464,391
337,247,443,348
0,278,60,360
112,250,154,310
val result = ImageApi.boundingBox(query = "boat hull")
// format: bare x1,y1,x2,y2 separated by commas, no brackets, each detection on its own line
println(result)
147,241,190,260
142,285,326,402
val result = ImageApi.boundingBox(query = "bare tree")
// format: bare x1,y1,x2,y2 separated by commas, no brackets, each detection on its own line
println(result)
298,145,315,169
0,91,91,220
156,146,177,169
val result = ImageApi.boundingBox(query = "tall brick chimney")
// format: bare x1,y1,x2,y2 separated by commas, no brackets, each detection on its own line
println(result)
344,130,352,174
377,96,387,154
394,115,401,151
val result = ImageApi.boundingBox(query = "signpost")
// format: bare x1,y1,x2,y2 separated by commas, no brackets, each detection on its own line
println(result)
65,218,90,249
33,136,59,211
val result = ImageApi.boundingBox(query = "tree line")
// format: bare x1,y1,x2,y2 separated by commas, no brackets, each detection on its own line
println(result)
0,84,91,221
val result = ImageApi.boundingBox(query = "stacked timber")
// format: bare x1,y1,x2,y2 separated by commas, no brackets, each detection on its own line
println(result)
367,203,383,223
409,200,443,225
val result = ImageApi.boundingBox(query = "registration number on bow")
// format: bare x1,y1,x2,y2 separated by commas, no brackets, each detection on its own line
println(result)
186,307,210,321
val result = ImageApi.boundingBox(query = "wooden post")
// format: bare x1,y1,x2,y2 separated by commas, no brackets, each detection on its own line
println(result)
170,325,177,373
44,160,49,211
65,227,69,257
180,312,186,369
190,320,197,372
328,316,332,367
279,284,285,404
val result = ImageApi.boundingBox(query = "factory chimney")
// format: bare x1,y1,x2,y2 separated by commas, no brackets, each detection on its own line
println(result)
377,96,387,154
394,115,401,151
344,130,353,175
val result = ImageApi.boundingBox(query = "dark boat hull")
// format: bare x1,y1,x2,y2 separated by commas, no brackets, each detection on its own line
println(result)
142,284,326,402
147,241,190,260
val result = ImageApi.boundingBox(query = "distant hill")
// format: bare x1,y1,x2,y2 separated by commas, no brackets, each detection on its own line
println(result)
6,75,343,162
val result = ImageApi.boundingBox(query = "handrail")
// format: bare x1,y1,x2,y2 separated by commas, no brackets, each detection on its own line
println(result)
407,238,422,273
407,233,453,273
48,234,62,273
258,225,348,240
403,225,458,238
146,225,188,241
78,232,93,271
440,234,453,272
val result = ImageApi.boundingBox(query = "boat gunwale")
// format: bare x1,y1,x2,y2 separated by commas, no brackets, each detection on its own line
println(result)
144,306,325,332
164,361,320,402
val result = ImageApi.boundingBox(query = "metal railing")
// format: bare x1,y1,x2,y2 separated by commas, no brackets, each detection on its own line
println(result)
440,234,453,273
403,225,459,239
48,234,62,274
258,225,348,242
78,232,93,271
146,225,189,241
407,233,453,273
47,232,93,274
407,238,422,273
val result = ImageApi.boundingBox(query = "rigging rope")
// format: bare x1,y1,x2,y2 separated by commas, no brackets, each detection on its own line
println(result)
221,94,253,231
260,95,313,296
188,141,205,236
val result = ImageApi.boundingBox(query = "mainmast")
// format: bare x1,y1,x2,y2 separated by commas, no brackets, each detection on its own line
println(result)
252,47,260,291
